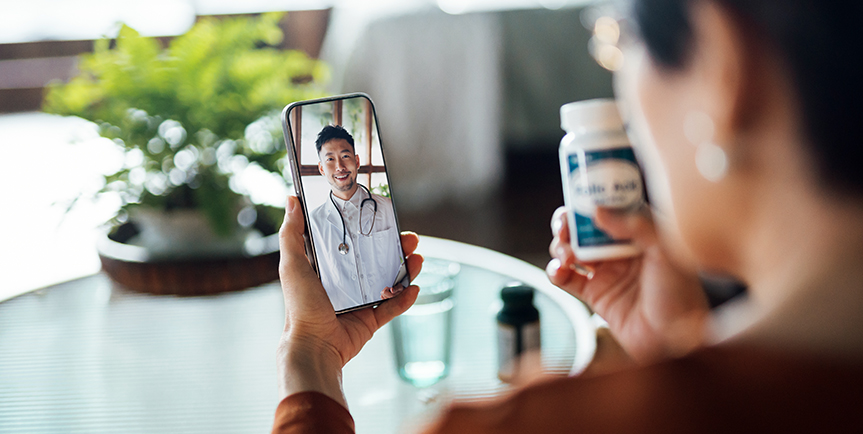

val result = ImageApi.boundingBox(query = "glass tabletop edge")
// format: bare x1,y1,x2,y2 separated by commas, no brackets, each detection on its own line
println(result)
415,236,597,375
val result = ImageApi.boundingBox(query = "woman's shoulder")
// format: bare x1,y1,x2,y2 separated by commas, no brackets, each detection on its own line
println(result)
422,345,863,434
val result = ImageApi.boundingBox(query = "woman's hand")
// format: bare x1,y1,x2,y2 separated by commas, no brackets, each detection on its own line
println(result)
276,196,423,406
547,206,709,363
381,285,405,300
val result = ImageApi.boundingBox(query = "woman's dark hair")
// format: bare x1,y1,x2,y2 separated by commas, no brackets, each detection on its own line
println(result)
632,0,863,195
315,125,355,155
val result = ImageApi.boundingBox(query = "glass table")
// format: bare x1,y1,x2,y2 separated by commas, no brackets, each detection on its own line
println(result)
0,236,596,434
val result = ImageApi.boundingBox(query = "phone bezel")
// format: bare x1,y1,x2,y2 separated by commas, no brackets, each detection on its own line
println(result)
280,92,410,314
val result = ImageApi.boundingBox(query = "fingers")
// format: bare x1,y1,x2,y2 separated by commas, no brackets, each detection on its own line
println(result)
550,206,570,248
549,208,596,280
593,206,657,248
400,231,424,282
551,206,567,240
549,233,575,266
400,232,420,256
406,253,424,282
380,286,405,300
546,258,588,300
373,285,420,326
549,212,576,269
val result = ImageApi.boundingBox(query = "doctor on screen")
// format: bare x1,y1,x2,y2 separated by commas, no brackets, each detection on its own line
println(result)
308,125,407,312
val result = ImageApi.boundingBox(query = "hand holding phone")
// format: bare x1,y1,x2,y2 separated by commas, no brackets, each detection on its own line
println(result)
281,93,411,314
276,195,422,403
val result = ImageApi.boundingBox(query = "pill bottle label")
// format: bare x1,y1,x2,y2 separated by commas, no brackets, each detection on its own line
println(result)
497,321,541,382
566,147,642,248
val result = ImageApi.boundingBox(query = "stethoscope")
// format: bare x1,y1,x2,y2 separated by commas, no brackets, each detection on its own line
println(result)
330,184,378,255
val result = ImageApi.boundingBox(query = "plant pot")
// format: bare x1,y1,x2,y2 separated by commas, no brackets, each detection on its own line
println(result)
97,211,280,296
130,208,252,260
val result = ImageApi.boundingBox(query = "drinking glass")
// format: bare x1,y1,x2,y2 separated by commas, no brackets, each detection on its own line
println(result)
390,259,460,387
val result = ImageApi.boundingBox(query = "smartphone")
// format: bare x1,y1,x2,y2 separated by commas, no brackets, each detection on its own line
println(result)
281,93,410,314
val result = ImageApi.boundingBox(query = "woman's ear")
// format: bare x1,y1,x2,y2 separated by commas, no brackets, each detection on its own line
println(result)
686,1,747,146
688,1,796,168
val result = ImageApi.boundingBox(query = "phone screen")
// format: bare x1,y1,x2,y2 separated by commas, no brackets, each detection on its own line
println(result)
282,94,410,313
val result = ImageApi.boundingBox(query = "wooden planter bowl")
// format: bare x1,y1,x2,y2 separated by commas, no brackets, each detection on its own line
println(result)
97,222,280,296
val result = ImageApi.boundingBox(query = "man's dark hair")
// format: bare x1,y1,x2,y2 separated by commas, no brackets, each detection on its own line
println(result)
631,0,863,195
315,125,355,155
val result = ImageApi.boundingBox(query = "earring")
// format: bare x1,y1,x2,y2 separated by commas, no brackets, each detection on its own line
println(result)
695,142,728,182
683,111,728,182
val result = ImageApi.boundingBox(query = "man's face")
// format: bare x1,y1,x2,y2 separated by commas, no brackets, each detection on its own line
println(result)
318,138,359,196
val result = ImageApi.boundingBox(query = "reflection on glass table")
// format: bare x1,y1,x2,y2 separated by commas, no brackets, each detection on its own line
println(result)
0,236,595,434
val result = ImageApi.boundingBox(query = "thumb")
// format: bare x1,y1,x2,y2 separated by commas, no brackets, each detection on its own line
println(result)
373,285,419,326
279,195,334,320
279,196,316,281
593,206,657,247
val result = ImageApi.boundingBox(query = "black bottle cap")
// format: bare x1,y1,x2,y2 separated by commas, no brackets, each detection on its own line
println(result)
500,283,534,306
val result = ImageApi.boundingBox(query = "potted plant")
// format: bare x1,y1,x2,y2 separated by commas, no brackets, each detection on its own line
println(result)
44,13,327,294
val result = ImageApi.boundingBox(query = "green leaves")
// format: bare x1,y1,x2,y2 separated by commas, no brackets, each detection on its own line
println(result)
47,13,323,140
43,13,326,237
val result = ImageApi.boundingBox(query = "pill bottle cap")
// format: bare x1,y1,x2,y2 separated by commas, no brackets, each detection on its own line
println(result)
500,283,535,307
560,98,624,135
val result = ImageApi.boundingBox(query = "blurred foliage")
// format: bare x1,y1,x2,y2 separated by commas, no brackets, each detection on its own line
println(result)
44,13,327,236
371,183,390,198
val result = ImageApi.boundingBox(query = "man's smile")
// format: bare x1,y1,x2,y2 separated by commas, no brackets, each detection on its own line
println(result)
334,172,351,182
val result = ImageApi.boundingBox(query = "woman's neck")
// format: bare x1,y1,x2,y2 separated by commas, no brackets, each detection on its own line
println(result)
726,189,863,358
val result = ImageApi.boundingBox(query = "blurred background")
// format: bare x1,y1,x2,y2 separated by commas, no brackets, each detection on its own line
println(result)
0,0,615,300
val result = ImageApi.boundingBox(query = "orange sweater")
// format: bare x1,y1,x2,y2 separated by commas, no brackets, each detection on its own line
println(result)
272,345,863,433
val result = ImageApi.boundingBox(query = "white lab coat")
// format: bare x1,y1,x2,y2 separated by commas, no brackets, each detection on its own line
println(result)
308,188,407,312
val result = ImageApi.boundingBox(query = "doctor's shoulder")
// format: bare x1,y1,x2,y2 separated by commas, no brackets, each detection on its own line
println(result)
308,201,329,229
372,193,394,210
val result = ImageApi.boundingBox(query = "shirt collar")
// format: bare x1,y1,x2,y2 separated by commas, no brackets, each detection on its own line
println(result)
331,186,365,210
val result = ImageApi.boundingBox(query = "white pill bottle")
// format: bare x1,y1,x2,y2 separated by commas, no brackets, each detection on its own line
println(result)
558,98,644,262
